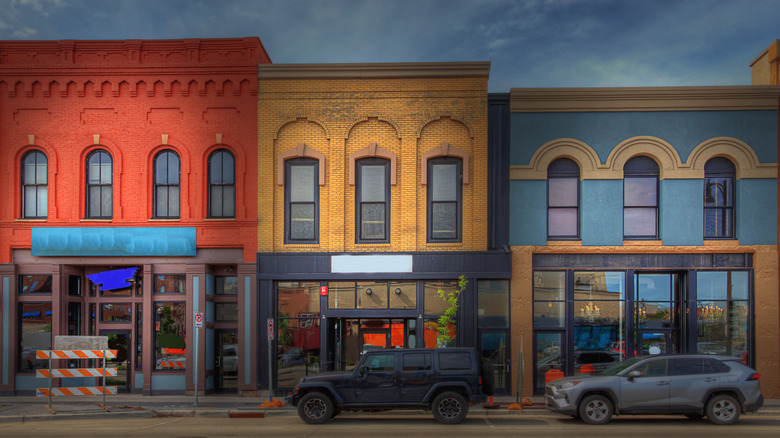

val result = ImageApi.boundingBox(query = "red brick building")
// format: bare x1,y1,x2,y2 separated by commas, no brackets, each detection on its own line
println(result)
0,38,269,395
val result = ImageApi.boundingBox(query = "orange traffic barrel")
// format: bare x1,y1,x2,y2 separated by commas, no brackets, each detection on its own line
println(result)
580,364,595,374
545,368,565,383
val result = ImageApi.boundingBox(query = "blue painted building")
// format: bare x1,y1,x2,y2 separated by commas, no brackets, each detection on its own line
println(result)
500,86,780,396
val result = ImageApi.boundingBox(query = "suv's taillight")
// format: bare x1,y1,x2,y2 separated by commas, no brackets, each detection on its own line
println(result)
747,373,761,381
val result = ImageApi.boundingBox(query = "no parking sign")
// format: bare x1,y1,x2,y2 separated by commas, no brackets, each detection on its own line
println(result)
194,312,204,328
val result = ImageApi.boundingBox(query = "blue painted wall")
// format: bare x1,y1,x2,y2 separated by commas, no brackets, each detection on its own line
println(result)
581,180,623,246
510,111,778,165
31,227,196,256
509,180,547,245
660,179,703,246
737,179,777,245
152,374,185,390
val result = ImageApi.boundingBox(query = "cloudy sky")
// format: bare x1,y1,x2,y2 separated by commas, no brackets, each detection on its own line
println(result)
1,0,778,92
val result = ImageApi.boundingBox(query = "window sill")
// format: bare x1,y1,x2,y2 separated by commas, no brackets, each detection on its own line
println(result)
622,240,663,246
149,218,181,222
15,218,47,222
81,218,112,223
204,218,236,221
546,240,583,246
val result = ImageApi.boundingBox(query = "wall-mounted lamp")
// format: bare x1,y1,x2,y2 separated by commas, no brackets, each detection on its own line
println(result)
394,288,402,295
365,288,373,295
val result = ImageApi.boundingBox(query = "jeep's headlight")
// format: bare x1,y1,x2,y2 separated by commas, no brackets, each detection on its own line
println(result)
556,381,581,390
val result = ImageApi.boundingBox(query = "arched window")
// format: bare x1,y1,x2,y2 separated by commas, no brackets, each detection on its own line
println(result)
547,158,579,240
285,158,319,243
623,156,659,239
153,150,181,219
86,150,112,219
21,150,48,219
704,157,735,239
356,157,390,242
208,149,235,218
427,157,462,242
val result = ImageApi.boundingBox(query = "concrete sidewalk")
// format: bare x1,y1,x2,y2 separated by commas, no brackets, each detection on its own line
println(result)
0,394,778,423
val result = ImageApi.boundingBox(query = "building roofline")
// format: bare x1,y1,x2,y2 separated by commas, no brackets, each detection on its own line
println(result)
258,62,490,79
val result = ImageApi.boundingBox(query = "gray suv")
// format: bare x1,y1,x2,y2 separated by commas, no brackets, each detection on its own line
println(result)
546,354,763,425
287,347,490,424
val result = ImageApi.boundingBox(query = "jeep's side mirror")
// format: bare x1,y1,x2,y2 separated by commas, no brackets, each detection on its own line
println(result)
627,370,641,380
358,365,367,378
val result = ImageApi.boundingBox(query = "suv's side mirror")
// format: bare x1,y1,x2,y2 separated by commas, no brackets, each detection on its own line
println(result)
627,370,641,380
357,365,367,378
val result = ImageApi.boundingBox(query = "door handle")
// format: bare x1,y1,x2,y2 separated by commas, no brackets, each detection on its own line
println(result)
656,381,669,386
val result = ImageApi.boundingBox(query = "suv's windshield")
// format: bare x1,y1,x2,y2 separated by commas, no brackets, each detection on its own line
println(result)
598,357,643,376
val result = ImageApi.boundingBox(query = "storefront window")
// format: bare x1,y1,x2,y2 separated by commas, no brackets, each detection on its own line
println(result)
328,282,356,309
424,280,458,314
388,281,415,309
279,282,320,315
358,281,387,309
478,280,509,328
155,275,185,294
154,302,186,370
573,272,626,359
101,303,131,322
19,275,52,294
696,271,750,362
216,276,238,295
19,302,52,371
277,317,320,388
533,271,565,327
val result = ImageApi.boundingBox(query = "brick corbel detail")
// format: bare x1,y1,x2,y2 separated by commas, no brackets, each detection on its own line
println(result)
348,142,398,186
276,142,326,186
420,141,470,185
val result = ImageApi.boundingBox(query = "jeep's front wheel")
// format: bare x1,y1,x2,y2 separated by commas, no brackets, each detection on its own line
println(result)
298,391,334,424
432,391,468,424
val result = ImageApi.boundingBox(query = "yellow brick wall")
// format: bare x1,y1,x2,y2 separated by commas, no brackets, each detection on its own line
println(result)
258,76,488,253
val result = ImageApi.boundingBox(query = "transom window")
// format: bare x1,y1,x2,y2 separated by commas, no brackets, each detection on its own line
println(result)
285,158,319,243
356,158,390,242
21,150,48,219
623,156,659,239
547,158,579,239
208,149,235,218
86,150,112,219
704,157,735,239
427,157,462,241
153,150,181,219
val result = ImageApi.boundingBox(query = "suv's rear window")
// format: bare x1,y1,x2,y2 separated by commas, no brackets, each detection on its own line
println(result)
439,351,472,370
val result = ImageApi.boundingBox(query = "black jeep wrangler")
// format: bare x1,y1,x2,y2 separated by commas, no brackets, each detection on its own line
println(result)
287,347,492,424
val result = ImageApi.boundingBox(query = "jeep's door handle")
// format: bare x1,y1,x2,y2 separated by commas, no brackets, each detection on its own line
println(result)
656,381,669,386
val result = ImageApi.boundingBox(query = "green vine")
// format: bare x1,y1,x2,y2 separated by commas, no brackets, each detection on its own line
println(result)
436,275,468,348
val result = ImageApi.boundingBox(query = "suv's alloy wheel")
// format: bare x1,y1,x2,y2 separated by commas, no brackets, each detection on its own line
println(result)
579,394,613,425
706,394,740,425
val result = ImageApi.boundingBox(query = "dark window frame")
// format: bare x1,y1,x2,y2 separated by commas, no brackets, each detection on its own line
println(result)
623,156,659,240
356,157,390,243
21,150,48,219
285,158,319,244
427,157,462,242
704,157,736,239
153,150,181,219
547,158,580,240
85,150,113,219
207,149,236,219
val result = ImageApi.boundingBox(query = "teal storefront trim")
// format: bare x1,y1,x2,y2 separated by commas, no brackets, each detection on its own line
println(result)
31,227,196,256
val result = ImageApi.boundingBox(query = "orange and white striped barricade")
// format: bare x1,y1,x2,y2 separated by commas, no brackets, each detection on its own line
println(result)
36,349,118,413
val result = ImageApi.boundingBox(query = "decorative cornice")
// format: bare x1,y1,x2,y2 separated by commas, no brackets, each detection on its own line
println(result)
510,86,780,112
259,62,491,79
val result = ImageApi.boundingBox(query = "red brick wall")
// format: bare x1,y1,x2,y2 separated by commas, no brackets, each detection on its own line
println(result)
0,38,270,263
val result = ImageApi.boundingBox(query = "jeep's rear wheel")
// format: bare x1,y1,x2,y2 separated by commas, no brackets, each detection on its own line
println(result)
432,391,468,424
298,391,334,424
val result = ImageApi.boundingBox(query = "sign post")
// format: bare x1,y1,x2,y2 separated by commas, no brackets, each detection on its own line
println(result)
267,318,274,401
194,312,203,407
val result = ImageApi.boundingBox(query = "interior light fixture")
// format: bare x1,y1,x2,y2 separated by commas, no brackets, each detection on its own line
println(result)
365,288,373,295
395,288,402,295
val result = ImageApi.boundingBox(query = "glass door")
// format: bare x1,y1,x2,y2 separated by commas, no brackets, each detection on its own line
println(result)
101,330,130,393
215,330,238,392
635,273,682,355
480,331,510,395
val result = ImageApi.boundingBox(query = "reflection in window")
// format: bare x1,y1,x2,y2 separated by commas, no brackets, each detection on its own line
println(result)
547,158,579,239
388,281,416,309
136,304,143,370
154,302,186,370
155,274,185,294
704,157,735,239
533,271,565,327
424,280,458,315
19,275,52,294
21,150,48,219
696,271,750,362
478,280,509,328
276,318,320,389
358,281,387,309
18,302,52,371
101,303,131,322
327,282,356,309
278,281,321,315
216,303,238,321
216,276,238,295
623,156,658,239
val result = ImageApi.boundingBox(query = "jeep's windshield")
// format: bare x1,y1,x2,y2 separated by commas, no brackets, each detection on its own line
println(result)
598,357,643,376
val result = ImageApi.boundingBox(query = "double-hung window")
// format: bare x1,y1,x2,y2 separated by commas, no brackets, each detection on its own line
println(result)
356,158,389,242
704,157,735,239
21,150,47,219
547,158,579,239
208,149,235,218
427,157,462,241
623,156,659,239
153,150,180,219
86,150,112,219
285,158,318,243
